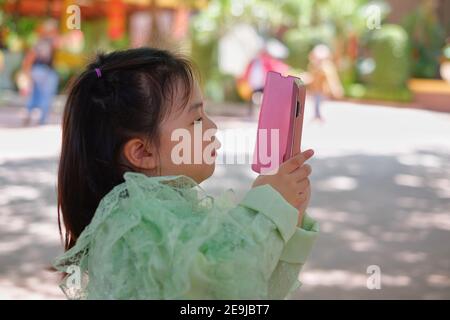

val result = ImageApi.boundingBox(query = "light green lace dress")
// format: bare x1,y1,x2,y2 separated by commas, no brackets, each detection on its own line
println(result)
53,172,319,299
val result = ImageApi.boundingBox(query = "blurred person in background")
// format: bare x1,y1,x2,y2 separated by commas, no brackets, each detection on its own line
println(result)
238,47,290,116
20,19,60,126
306,44,344,123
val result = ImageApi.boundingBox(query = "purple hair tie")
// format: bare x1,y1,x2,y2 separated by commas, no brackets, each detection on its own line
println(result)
95,68,102,78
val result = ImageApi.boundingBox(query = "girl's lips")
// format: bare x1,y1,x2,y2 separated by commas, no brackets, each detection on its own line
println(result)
210,136,220,157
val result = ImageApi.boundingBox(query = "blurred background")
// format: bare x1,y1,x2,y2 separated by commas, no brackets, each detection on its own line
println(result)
0,0,449,299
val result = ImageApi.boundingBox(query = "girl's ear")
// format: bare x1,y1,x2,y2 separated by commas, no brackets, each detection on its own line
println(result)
122,138,157,171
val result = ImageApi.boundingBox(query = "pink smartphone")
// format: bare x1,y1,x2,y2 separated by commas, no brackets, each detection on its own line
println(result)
252,71,306,174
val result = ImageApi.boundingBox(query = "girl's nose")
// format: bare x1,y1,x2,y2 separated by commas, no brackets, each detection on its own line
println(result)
209,118,218,131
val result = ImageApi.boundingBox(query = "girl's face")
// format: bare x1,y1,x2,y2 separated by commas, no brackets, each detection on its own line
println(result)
157,80,221,184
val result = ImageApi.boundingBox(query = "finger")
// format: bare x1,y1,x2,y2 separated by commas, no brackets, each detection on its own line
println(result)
299,186,311,202
280,149,314,174
298,192,307,202
295,178,310,193
290,164,312,181
293,192,307,208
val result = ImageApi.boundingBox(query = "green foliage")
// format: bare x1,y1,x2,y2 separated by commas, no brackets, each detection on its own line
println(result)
347,24,412,102
81,19,110,54
283,25,334,70
403,1,446,78
443,43,450,61
282,30,313,70
190,26,218,91
190,0,376,100
1,15,39,50
189,0,424,102
367,24,410,88
346,83,412,102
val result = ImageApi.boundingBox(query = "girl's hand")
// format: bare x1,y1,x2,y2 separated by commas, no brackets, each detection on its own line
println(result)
252,149,314,226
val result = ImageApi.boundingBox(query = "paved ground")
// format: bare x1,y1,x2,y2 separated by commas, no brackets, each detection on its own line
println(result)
0,92,449,299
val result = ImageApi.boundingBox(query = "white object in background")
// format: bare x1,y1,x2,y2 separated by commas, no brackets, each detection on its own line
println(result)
265,38,288,59
130,12,152,48
440,61,450,83
16,71,32,97
218,23,264,76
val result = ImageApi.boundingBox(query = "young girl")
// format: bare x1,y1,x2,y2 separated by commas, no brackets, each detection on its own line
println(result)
53,47,319,300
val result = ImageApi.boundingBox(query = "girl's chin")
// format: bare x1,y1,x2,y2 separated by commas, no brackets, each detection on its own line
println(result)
200,164,216,182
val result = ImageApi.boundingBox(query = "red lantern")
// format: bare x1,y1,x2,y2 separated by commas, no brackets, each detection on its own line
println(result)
108,0,126,40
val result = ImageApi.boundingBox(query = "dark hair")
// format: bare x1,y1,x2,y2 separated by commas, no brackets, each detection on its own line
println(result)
58,47,196,251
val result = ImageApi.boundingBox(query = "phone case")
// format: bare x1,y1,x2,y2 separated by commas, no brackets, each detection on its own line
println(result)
251,71,306,174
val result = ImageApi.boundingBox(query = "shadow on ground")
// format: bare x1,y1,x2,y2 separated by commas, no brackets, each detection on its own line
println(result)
204,149,450,299
0,157,63,298
1,149,449,299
